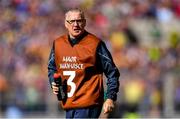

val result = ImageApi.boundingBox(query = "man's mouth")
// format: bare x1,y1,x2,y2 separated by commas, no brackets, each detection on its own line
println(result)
73,28,81,32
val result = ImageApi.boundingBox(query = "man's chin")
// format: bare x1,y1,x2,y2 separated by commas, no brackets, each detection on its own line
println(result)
72,32,82,38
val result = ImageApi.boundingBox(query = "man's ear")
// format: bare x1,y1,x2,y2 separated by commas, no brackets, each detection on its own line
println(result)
83,19,86,27
65,20,68,28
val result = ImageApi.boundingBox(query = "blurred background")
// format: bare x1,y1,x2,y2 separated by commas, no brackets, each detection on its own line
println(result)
0,0,180,118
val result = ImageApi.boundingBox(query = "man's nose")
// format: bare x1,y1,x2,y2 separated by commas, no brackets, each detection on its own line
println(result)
73,21,78,26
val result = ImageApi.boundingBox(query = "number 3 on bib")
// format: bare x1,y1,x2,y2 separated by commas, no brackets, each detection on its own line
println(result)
63,71,76,98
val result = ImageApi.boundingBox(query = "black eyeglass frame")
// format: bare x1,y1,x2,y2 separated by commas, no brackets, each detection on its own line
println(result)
66,19,85,25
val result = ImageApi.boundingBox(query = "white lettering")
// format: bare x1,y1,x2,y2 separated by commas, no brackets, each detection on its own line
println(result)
59,63,84,69
62,56,77,62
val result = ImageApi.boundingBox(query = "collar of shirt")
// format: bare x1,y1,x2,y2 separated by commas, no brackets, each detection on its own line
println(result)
68,31,88,46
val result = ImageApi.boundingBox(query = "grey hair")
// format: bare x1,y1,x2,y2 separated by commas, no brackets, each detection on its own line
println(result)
65,8,85,20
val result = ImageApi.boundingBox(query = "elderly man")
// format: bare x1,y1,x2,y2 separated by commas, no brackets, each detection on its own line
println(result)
48,8,120,118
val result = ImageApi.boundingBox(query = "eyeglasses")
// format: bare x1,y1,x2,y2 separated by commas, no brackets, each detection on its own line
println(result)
66,19,85,25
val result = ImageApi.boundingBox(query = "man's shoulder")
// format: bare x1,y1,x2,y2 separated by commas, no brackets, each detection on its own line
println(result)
55,34,67,41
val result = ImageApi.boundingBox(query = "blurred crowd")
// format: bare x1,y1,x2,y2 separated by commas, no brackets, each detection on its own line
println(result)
0,0,180,118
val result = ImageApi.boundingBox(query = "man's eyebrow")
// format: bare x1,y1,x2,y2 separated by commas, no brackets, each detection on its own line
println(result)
66,19,84,20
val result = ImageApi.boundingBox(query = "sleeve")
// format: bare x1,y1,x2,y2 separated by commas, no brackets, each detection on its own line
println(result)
48,42,57,87
96,41,120,101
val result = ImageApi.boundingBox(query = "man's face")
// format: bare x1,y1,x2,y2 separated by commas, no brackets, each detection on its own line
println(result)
65,11,86,38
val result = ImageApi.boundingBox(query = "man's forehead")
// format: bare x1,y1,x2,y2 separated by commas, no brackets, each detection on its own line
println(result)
65,11,83,19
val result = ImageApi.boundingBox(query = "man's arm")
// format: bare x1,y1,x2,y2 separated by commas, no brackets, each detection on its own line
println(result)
96,40,120,113
48,43,61,96
48,43,57,86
